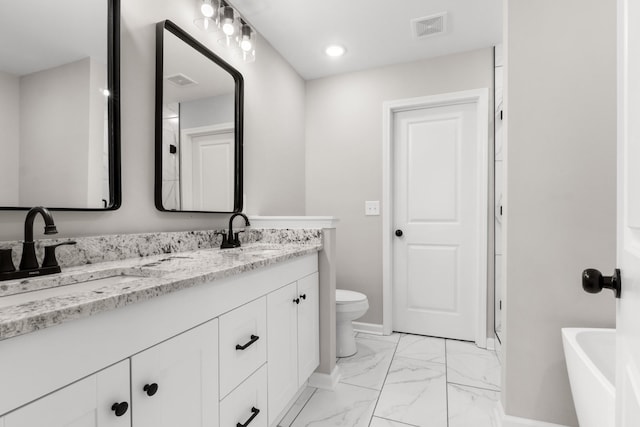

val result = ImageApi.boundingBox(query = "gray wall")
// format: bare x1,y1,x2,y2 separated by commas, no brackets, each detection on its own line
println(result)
181,93,235,129
0,71,20,205
0,0,306,239
305,48,494,325
20,58,93,208
502,0,616,425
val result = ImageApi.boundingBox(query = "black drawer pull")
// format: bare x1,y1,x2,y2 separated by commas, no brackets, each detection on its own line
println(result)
300,294,307,300
237,407,260,427
236,334,259,350
293,297,300,304
143,383,159,396
111,401,128,417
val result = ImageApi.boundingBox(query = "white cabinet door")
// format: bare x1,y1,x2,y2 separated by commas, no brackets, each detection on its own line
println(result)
297,273,320,387
266,282,299,425
131,319,218,427
4,360,130,427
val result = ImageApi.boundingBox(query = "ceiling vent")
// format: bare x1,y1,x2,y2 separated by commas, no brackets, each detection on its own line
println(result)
412,12,447,40
166,73,198,87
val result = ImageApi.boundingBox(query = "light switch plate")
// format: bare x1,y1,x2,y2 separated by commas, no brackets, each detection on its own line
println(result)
365,201,380,216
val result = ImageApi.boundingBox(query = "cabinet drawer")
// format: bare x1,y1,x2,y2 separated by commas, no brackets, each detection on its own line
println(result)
220,364,267,427
219,297,267,398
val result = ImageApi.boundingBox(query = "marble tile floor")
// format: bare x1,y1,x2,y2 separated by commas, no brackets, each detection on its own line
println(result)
281,332,501,427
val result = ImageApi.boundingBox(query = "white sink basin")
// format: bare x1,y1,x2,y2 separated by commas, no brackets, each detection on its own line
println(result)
0,275,142,308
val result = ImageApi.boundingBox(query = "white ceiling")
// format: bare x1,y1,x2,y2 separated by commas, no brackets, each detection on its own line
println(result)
231,0,503,80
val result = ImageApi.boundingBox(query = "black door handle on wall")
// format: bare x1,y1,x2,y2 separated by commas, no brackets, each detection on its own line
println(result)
236,335,260,350
582,268,622,298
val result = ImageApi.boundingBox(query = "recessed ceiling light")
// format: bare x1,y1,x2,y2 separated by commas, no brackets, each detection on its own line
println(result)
325,45,346,57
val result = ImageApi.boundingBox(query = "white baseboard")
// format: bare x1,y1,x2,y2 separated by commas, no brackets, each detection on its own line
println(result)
494,402,570,427
308,365,341,390
352,322,385,335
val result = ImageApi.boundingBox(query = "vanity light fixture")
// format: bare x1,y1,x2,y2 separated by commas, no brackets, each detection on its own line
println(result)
194,0,219,32
325,44,346,57
221,5,236,36
193,0,257,62
200,0,215,18
240,24,253,52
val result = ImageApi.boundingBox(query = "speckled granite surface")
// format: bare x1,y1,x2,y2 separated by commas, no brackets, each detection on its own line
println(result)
0,229,323,341
0,228,322,268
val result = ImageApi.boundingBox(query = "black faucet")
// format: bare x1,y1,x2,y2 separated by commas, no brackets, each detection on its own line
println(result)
0,206,76,281
220,213,251,249
20,206,58,270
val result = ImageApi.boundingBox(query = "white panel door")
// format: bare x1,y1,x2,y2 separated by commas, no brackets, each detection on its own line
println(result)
617,0,640,424
131,319,218,427
181,127,234,212
297,272,320,387
393,101,481,341
266,282,299,425
4,360,130,427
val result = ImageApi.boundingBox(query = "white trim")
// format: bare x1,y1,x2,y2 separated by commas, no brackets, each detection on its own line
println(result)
308,365,341,390
486,337,496,351
493,402,570,427
381,88,490,346
248,216,339,229
352,322,384,335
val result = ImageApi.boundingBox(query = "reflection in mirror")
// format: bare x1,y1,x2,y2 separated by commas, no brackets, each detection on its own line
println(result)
0,0,120,210
156,20,243,213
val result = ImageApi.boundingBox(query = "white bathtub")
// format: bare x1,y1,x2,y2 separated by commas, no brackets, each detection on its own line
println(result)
562,328,615,427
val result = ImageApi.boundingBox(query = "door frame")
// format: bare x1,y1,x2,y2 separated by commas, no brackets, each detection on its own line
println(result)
381,89,489,347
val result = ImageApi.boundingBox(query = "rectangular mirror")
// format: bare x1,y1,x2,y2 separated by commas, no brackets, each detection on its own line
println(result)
155,20,243,213
0,0,121,210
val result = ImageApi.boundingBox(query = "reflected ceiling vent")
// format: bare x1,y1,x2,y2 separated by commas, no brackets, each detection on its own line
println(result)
412,12,447,40
166,73,198,87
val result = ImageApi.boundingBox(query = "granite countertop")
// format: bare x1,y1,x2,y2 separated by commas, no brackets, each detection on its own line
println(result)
0,242,321,341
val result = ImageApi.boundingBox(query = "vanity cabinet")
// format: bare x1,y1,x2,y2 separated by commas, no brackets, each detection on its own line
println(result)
0,254,319,427
266,272,319,425
3,360,131,427
131,319,219,427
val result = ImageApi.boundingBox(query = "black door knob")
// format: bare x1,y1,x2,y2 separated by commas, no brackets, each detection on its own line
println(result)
143,383,159,396
111,401,129,417
582,268,622,298
395,229,403,237
300,294,307,300
293,298,300,304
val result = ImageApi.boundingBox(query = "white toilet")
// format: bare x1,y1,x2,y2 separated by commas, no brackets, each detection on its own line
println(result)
336,289,369,357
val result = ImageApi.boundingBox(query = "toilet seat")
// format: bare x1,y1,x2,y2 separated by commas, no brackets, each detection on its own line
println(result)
336,289,367,304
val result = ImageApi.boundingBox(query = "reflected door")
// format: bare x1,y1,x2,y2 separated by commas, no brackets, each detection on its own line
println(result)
393,99,482,341
180,126,234,212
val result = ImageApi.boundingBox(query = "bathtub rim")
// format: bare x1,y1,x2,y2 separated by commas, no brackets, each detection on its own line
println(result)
561,327,616,398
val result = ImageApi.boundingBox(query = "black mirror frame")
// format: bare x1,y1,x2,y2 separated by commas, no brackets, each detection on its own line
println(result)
154,20,244,214
0,0,121,212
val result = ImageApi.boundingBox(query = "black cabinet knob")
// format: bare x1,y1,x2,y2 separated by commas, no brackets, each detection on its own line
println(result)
143,383,159,396
395,229,403,237
111,401,129,417
300,294,307,300
582,268,622,298
293,298,300,304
